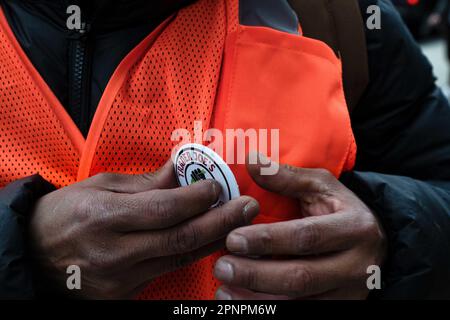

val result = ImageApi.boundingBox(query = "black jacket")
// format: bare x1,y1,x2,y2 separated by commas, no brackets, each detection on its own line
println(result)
1,0,450,299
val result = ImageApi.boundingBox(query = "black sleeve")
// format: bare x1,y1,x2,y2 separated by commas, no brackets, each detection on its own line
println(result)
0,175,55,299
342,0,450,299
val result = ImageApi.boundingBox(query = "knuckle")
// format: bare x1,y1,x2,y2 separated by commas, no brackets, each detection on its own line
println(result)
315,168,333,180
168,224,199,253
310,169,336,193
242,268,258,289
294,220,321,253
282,163,300,175
88,250,119,274
287,266,314,295
100,192,146,231
259,226,274,253
134,172,157,187
91,192,118,227
360,216,385,247
355,210,380,238
147,191,174,222
89,254,108,273
361,219,378,236
73,197,92,223
314,169,335,186
280,164,299,191
219,205,243,230
73,192,103,227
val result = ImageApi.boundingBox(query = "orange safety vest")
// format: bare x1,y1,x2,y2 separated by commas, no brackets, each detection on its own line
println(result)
0,0,356,299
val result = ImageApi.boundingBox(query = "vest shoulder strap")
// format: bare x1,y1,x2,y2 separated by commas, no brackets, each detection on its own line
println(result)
287,0,369,113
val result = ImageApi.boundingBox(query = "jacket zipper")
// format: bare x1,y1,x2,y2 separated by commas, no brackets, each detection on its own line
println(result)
68,22,92,137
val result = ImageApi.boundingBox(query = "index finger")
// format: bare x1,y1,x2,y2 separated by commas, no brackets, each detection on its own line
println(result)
226,213,364,256
107,179,222,231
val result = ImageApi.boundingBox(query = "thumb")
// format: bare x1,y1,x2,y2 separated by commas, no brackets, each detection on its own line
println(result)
246,153,337,199
85,159,178,193
136,159,179,190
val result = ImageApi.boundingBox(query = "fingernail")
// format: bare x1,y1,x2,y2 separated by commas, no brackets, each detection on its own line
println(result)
243,200,259,222
214,259,234,282
215,288,232,300
227,233,248,254
209,180,220,199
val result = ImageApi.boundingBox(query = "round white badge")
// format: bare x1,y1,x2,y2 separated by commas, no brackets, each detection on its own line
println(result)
174,143,240,207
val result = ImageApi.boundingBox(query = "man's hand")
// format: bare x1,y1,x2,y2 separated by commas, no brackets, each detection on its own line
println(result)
214,155,386,300
30,161,259,299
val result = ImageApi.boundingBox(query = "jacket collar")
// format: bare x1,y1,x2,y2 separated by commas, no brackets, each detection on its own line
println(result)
2,0,195,33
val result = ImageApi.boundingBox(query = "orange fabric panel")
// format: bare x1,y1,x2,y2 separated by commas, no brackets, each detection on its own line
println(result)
212,26,356,224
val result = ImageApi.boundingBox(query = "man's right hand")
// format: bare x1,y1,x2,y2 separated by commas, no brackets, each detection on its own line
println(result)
29,161,259,299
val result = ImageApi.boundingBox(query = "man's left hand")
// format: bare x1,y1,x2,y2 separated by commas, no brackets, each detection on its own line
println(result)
214,156,387,300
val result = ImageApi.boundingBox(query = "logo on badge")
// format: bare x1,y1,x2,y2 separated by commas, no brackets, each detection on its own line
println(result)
174,143,240,207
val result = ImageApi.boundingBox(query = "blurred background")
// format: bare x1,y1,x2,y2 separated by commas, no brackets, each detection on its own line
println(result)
393,0,450,94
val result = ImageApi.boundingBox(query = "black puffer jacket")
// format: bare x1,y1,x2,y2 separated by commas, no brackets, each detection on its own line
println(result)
1,0,450,299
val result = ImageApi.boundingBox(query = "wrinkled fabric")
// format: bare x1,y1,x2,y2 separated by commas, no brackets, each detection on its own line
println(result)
341,0,450,299
0,175,55,299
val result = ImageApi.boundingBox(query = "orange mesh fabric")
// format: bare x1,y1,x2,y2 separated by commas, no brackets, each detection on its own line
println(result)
87,0,227,178
83,0,229,299
0,13,81,188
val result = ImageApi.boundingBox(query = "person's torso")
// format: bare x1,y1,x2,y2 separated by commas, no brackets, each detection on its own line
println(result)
0,0,356,299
